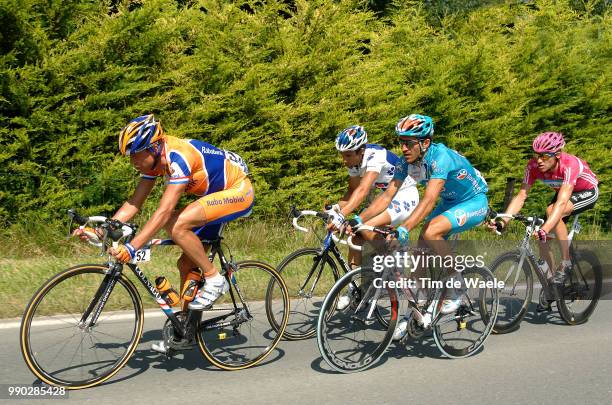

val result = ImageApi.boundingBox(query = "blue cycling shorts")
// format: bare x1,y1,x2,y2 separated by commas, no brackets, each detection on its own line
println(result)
427,193,488,236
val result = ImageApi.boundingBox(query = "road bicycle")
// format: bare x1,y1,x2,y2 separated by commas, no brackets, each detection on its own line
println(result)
316,224,498,373
489,211,601,333
20,210,289,389
267,207,364,340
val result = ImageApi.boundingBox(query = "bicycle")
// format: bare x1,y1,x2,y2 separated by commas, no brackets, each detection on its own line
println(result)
268,207,366,340
20,210,289,389
316,224,499,373
489,210,602,333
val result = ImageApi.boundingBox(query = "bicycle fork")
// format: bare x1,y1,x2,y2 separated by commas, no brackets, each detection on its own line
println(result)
75,263,120,329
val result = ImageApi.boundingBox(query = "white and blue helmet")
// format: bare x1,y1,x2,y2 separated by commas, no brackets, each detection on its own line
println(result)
335,125,368,152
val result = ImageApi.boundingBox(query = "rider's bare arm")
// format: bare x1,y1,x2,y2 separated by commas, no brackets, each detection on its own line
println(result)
502,183,531,223
128,183,187,250
337,176,361,209
339,171,379,217
359,178,402,222
541,184,573,233
399,178,445,231
112,178,157,223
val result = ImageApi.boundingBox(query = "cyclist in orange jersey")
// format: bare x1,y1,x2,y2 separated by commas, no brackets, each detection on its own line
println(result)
110,114,253,353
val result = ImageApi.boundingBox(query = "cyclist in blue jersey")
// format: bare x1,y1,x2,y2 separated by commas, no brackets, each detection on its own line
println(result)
385,114,489,340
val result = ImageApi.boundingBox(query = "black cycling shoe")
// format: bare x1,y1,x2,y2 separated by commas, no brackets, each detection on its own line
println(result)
536,301,553,312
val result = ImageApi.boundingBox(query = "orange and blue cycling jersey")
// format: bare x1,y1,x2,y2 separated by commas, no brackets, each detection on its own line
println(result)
142,135,249,195
142,136,253,238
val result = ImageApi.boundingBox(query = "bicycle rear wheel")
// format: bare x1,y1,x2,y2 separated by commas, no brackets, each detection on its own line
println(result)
197,260,289,370
556,249,602,325
270,248,339,340
20,265,143,389
488,251,533,334
432,265,498,358
317,268,398,373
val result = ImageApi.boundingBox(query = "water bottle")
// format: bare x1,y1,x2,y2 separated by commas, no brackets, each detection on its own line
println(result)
155,276,180,307
181,269,202,303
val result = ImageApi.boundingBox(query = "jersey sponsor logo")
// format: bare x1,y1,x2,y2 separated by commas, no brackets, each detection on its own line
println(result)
458,169,485,193
367,153,375,162
206,196,246,207
201,146,224,156
386,166,395,176
454,209,467,227
543,179,563,187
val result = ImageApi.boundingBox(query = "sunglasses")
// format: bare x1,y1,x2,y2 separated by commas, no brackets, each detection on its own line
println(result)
399,138,421,148
534,152,557,161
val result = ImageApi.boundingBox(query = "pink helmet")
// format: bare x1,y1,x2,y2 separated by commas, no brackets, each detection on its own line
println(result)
532,132,565,153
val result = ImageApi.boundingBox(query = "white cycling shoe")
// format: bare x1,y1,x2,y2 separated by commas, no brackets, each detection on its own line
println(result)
188,275,229,311
393,318,409,341
440,298,462,314
336,295,351,310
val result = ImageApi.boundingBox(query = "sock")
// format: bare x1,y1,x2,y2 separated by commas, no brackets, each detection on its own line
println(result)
561,259,572,269
206,273,224,285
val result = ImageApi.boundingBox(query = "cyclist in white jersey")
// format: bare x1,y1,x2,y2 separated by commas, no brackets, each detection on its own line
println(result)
328,125,419,268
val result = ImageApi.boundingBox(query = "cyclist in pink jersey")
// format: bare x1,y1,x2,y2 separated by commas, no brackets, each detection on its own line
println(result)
490,132,599,284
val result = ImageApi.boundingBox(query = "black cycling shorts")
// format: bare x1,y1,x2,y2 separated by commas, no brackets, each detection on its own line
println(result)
548,187,599,220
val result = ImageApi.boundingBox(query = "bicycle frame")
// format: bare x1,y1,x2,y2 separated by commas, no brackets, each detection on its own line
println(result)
296,231,353,298
81,236,249,341
501,214,583,298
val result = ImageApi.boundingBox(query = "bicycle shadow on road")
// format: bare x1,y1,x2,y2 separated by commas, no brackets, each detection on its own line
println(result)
521,302,566,326
309,332,452,374
95,328,287,384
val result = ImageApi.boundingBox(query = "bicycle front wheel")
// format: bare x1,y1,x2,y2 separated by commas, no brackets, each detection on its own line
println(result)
557,249,602,325
197,260,289,370
432,265,498,358
488,251,533,334
20,265,143,389
271,248,339,340
317,268,398,373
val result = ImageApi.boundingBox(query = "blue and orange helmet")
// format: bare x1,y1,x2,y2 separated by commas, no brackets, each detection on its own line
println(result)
395,114,434,139
118,114,164,156
335,125,368,152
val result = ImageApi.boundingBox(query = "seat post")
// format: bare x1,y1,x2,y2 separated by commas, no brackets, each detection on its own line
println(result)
568,214,581,241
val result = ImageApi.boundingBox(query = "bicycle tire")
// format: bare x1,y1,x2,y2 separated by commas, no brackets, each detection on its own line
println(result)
270,248,340,340
432,265,498,358
488,250,533,334
556,249,602,325
317,267,398,373
20,264,143,389
197,260,289,370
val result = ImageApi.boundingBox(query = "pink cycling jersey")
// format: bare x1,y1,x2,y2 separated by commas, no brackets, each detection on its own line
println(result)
523,152,598,191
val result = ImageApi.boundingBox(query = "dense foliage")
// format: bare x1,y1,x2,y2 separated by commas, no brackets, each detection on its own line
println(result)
1,0,610,229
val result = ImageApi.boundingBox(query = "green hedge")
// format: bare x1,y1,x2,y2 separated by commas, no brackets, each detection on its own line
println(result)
1,0,610,228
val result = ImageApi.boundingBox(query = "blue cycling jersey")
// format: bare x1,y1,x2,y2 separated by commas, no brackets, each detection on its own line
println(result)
393,142,488,203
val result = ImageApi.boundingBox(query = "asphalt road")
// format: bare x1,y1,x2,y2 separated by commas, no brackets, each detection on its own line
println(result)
1,301,611,405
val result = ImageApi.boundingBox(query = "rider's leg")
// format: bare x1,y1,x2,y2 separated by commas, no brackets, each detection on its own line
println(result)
550,201,574,262
539,202,574,273
169,202,219,277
